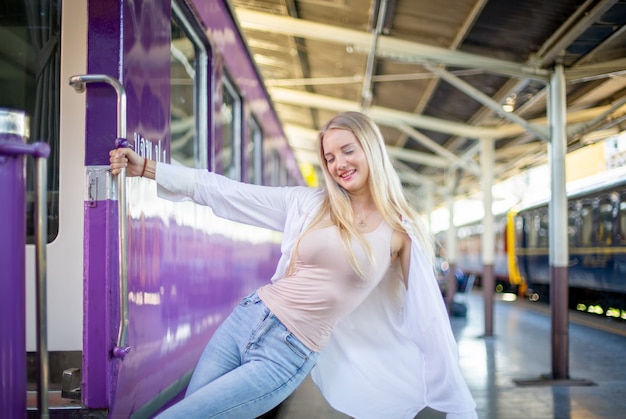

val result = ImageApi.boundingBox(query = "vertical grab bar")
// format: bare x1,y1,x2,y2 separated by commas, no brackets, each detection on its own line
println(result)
0,108,50,419
34,146,50,419
68,75,131,358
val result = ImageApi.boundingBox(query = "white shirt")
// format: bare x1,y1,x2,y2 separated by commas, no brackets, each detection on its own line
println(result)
155,163,477,419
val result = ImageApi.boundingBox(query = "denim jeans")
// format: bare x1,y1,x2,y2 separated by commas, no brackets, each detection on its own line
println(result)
155,291,319,418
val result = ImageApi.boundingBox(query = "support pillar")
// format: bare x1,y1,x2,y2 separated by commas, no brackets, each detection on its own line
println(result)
548,63,570,380
514,63,593,387
481,137,495,337
445,172,458,313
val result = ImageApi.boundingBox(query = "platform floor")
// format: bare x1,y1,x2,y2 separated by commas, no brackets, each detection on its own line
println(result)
275,292,626,419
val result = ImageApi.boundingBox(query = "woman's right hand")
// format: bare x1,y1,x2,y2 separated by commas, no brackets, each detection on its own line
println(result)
109,147,144,177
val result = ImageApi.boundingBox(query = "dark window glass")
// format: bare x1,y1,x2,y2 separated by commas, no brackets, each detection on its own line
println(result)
245,117,262,184
0,0,62,243
580,203,593,246
170,2,209,168
618,197,626,245
598,199,614,245
218,77,241,180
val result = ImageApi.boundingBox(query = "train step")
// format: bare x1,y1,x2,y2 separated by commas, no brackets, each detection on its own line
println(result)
26,390,107,418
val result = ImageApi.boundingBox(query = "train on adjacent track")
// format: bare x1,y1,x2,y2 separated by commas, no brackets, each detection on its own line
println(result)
443,170,626,322
2,0,305,417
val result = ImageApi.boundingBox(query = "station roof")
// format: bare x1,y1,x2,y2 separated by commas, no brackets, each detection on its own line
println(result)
230,0,626,208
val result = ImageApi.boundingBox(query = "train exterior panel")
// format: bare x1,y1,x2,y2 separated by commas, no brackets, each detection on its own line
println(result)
455,214,510,282
84,1,299,416
446,172,626,320
3,0,303,417
515,175,626,318
440,214,514,293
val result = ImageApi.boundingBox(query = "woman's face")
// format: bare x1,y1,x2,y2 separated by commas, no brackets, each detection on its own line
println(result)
322,128,370,195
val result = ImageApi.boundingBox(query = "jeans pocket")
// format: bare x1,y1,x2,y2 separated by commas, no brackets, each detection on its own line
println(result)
283,332,311,361
239,291,261,307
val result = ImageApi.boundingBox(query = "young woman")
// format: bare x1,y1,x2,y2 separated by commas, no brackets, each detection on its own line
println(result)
109,112,477,419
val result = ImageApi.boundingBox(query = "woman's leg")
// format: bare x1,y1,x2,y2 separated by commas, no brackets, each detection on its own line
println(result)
156,292,318,419
183,301,251,397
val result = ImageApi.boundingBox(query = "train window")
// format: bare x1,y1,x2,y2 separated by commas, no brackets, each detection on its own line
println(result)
537,210,549,248
598,200,613,245
219,76,242,180
567,209,577,246
619,200,626,245
267,149,286,186
515,214,525,247
170,1,210,168
527,213,538,248
244,116,263,184
1,0,61,243
580,204,593,246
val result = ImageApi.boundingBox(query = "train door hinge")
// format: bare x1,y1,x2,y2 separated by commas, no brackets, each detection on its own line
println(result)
85,166,117,207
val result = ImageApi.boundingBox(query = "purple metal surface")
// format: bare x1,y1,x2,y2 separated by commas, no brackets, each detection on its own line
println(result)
190,0,302,184
85,0,123,167
82,201,115,408
82,0,292,416
0,133,27,419
82,0,124,409
109,202,280,417
0,141,50,159
122,0,171,160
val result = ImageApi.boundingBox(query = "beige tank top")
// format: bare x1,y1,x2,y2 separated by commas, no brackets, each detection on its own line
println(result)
257,220,394,352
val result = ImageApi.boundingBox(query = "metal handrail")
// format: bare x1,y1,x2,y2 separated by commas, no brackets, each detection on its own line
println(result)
35,150,50,419
69,74,130,358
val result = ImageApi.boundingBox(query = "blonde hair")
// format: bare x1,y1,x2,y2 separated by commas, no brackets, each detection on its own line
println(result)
289,111,435,277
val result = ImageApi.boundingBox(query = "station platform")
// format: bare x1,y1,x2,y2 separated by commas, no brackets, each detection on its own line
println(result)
273,291,626,419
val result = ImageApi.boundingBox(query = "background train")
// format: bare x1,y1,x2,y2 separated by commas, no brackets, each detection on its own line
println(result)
441,172,626,322
2,0,305,417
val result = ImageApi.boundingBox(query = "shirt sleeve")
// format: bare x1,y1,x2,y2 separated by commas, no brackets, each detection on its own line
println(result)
154,162,310,232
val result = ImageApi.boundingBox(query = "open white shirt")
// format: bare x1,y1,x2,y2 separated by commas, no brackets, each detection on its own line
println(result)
155,163,477,419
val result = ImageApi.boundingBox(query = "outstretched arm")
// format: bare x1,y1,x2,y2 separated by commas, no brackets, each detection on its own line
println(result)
108,147,321,232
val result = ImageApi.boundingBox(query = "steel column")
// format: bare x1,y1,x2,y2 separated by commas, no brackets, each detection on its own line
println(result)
548,64,570,380
481,137,495,336
445,172,458,312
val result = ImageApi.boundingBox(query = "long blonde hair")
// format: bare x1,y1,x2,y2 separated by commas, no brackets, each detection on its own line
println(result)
289,111,435,277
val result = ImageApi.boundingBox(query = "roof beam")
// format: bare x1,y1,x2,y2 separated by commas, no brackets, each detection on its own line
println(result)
271,87,625,142
426,65,550,141
235,9,550,81
269,87,502,138
534,0,620,67
565,58,626,82
397,124,480,175
283,124,450,169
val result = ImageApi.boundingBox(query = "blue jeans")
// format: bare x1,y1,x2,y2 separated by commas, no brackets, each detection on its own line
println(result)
155,291,319,418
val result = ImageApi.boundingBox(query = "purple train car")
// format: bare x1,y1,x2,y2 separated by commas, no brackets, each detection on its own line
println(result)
1,0,304,417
